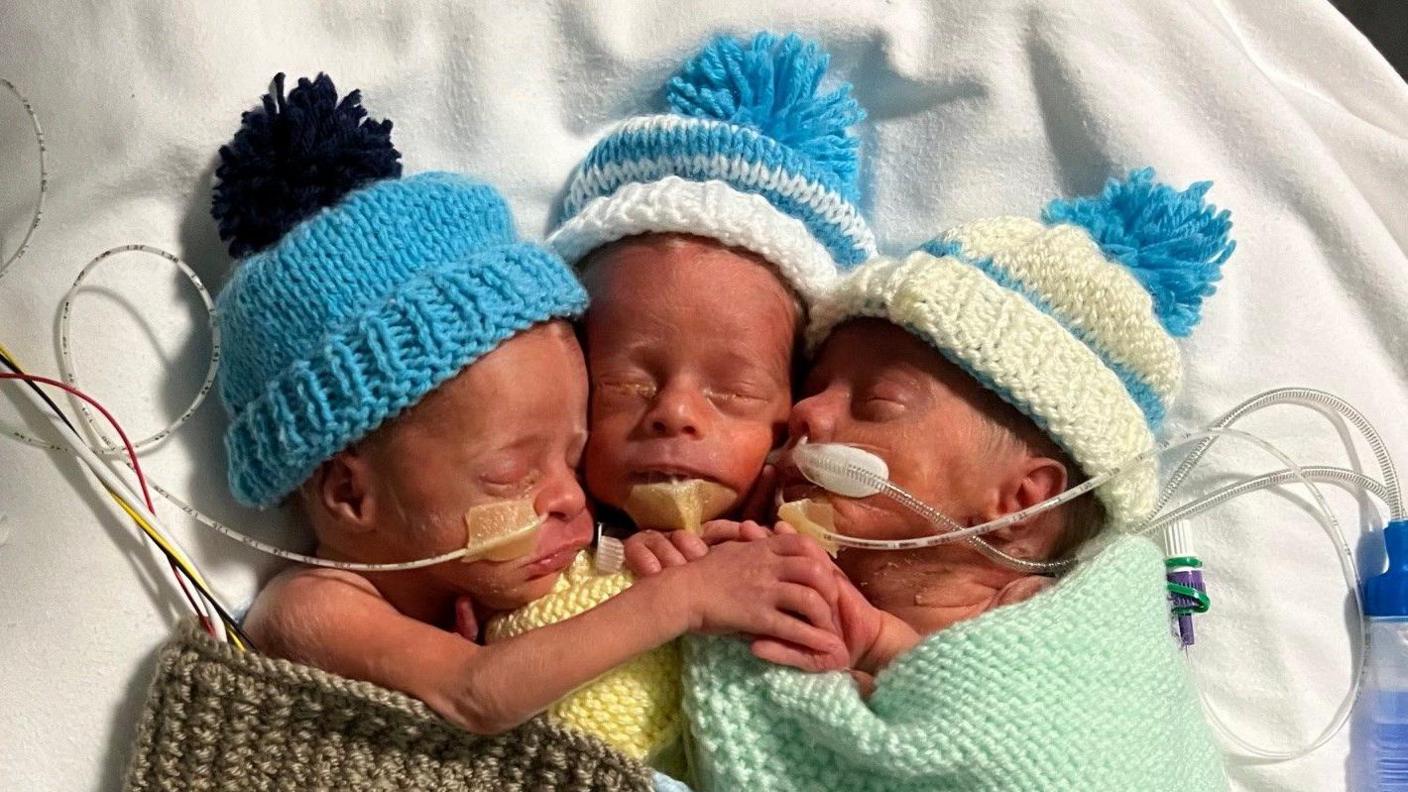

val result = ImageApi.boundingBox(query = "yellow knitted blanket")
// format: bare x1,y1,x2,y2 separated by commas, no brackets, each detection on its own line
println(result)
485,551,682,765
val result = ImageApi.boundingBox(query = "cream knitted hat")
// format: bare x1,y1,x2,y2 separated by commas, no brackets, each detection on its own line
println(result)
808,169,1235,529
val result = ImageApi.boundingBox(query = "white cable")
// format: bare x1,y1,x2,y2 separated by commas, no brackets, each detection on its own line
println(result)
58,245,220,455
10,246,456,571
1,243,466,571
3,244,219,455
0,78,46,283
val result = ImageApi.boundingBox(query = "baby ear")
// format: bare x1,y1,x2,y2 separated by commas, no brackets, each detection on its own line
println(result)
981,456,1069,555
1011,457,1068,515
309,446,379,533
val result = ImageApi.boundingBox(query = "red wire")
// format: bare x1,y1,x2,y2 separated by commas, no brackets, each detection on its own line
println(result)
0,371,214,633
0,372,154,511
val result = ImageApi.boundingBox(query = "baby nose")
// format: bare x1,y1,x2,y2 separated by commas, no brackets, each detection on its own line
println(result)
789,390,839,443
645,382,706,438
535,468,588,525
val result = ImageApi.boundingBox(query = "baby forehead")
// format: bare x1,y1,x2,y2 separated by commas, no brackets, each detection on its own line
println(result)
584,242,801,343
584,235,798,308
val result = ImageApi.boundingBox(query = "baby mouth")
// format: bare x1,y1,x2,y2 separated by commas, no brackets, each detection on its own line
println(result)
630,466,716,484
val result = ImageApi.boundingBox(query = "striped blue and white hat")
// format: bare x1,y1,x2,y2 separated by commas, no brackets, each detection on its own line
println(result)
547,31,876,305
808,169,1235,530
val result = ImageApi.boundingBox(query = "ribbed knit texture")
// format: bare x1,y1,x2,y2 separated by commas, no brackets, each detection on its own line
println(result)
548,32,876,304
122,624,653,792
486,552,683,767
682,536,1227,792
216,172,588,506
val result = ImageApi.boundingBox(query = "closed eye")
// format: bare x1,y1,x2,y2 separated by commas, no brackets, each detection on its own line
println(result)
596,379,657,400
704,386,768,403
855,393,907,421
479,461,538,493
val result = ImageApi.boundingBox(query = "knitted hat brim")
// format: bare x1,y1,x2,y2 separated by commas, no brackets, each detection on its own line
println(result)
560,115,877,268
808,251,1157,530
224,243,588,507
548,176,842,304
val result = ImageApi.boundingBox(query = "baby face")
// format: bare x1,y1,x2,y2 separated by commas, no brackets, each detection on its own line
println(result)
347,321,593,610
782,319,1005,543
581,234,797,523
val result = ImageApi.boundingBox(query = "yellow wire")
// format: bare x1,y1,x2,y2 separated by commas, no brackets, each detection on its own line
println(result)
0,340,245,651
108,480,247,651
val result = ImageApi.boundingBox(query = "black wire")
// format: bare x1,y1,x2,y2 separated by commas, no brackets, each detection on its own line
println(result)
0,347,255,650
0,349,79,434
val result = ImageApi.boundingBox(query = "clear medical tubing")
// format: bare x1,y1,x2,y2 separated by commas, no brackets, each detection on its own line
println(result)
1145,465,1393,534
794,427,1331,552
1154,387,1404,522
1156,463,1374,762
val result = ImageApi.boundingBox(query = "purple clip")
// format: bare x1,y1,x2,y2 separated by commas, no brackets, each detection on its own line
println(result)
1166,558,1209,647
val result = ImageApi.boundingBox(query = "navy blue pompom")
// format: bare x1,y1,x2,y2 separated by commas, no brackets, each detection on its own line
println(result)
1043,168,1235,337
211,73,402,258
666,32,865,190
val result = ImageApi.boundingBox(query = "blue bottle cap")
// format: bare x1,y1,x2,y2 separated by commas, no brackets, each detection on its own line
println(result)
1365,519,1408,617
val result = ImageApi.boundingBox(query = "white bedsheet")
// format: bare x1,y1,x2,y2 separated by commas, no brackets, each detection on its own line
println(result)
1,1,1404,789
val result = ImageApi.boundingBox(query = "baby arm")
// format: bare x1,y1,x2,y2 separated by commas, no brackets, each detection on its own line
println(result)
245,535,845,735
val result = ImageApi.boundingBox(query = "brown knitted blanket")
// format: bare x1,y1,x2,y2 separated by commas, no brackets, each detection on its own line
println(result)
122,624,654,791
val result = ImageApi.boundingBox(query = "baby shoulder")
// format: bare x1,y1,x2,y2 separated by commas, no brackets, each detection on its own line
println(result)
243,566,390,659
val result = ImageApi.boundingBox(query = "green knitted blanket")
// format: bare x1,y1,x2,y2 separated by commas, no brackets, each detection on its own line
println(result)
682,536,1227,792
122,624,654,791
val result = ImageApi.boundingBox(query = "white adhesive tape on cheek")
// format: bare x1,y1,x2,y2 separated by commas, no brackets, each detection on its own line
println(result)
462,499,543,562
622,479,736,532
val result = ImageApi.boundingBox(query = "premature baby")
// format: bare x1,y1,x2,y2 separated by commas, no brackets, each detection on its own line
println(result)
535,29,875,686
502,29,876,766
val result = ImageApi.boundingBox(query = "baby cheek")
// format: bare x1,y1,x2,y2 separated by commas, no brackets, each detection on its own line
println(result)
715,416,784,493
583,432,631,508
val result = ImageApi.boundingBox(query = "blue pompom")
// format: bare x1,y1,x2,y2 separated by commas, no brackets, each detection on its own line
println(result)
1043,168,1235,337
212,73,402,258
665,32,865,190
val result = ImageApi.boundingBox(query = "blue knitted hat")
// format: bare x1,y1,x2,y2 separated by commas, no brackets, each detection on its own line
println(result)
211,74,588,507
547,31,876,304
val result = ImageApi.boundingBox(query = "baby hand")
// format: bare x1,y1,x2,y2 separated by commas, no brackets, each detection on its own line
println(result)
831,568,885,669
623,529,708,576
624,520,772,576
756,521,908,676
699,519,772,545
665,533,847,672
